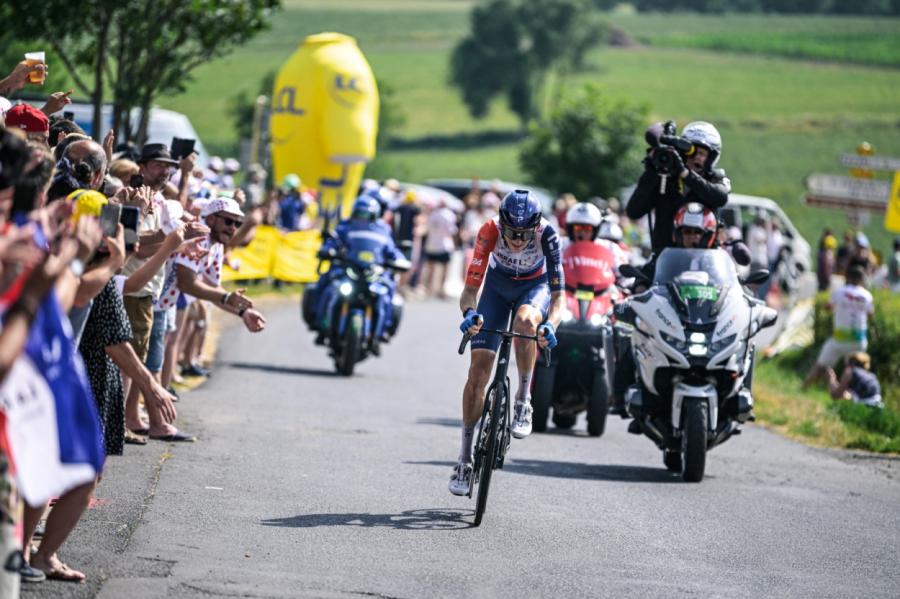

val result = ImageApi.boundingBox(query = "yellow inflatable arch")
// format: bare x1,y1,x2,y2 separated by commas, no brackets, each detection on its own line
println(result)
270,32,379,229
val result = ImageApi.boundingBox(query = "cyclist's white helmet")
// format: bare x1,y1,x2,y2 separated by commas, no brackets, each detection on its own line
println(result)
682,121,722,169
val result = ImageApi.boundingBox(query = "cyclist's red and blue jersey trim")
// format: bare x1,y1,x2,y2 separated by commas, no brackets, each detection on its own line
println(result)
464,217,564,292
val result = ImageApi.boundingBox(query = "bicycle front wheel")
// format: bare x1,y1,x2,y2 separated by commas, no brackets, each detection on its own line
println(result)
475,385,504,527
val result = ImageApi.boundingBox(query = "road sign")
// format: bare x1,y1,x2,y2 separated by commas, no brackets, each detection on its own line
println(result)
805,173,890,203
885,171,900,233
840,154,900,171
805,195,887,213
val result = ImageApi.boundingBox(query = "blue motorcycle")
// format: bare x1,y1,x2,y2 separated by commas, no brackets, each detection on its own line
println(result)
309,234,409,376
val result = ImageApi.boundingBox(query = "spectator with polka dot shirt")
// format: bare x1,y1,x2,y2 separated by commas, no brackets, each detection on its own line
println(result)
157,197,267,333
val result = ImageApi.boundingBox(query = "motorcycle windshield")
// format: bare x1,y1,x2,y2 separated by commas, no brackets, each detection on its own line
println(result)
653,248,738,324
562,241,616,291
344,231,387,268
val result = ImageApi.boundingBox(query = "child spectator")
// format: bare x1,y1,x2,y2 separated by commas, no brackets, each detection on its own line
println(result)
826,352,883,409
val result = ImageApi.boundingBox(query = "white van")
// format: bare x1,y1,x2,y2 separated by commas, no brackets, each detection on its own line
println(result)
718,193,811,274
32,100,209,166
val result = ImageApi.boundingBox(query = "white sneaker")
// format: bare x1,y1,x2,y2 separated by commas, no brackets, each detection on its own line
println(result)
448,461,473,496
511,402,533,439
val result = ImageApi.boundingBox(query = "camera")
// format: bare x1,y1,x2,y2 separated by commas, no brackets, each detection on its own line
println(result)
644,120,695,175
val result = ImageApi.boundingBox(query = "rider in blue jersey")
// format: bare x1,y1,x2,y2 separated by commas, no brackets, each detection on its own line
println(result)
449,190,565,496
313,196,406,344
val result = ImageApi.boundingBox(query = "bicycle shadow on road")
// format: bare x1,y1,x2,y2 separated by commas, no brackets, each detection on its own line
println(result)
415,417,463,428
260,508,475,530
405,459,680,484
505,458,681,483
225,361,338,378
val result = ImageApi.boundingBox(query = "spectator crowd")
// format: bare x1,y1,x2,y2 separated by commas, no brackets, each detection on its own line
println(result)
0,58,267,592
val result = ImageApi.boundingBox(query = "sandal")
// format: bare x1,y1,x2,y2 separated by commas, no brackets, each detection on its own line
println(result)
40,562,85,583
124,430,147,445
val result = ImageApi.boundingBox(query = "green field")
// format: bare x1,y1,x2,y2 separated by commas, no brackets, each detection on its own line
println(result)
157,1,900,253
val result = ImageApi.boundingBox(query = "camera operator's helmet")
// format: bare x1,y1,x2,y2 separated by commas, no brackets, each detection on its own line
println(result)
673,202,717,248
565,201,602,240
351,195,381,223
682,121,722,170
499,189,542,230
598,219,624,243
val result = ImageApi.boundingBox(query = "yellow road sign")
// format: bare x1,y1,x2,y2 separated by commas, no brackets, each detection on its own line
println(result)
885,171,900,233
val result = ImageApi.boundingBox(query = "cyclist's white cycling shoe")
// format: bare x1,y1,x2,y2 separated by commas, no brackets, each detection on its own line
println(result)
511,402,533,439
448,461,473,496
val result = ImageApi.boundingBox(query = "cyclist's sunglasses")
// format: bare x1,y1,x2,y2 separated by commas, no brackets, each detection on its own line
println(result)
501,225,536,241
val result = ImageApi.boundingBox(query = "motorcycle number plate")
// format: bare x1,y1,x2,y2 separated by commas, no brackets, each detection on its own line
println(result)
357,250,375,263
575,289,594,301
679,285,718,301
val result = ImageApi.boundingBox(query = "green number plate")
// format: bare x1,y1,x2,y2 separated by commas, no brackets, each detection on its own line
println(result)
575,289,594,301
679,285,719,301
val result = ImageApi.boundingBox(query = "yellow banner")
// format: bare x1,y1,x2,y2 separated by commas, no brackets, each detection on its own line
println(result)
272,230,324,283
223,226,324,283
222,225,280,282
886,170,900,233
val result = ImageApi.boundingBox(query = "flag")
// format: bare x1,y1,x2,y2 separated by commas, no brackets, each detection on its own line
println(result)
0,293,104,507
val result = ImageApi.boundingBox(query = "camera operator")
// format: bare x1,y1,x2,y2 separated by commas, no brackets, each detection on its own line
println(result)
626,121,730,256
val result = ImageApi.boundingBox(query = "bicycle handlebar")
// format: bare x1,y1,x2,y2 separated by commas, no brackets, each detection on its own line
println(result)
458,327,552,368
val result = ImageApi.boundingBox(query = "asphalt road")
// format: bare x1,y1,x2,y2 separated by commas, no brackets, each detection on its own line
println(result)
26,298,900,599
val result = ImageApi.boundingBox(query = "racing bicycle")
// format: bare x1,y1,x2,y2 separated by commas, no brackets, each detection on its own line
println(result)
458,310,551,526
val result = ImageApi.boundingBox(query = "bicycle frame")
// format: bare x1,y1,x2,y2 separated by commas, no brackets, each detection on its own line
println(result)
458,310,551,526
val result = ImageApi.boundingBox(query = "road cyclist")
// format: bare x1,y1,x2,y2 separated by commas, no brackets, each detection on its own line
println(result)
449,189,565,497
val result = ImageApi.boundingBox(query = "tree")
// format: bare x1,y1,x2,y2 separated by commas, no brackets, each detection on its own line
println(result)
519,84,647,199
450,0,607,128
11,0,279,143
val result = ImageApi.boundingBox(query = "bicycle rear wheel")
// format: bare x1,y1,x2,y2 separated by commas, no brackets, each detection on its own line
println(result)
474,385,503,527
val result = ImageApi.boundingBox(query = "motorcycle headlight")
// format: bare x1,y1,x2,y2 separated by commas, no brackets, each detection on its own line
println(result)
709,333,737,355
688,344,708,357
661,331,687,352
339,282,354,296
589,313,606,327
560,309,574,323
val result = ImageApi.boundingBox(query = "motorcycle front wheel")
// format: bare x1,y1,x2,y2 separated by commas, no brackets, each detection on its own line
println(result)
681,399,708,482
336,312,362,376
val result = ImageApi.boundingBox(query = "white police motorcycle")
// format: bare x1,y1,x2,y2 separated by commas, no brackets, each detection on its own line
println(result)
618,248,777,482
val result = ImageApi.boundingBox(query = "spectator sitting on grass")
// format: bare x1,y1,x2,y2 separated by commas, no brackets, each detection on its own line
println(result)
803,266,873,389
826,352,883,410
887,238,899,293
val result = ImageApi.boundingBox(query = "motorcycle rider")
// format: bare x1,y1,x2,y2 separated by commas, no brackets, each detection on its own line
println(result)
311,195,406,347
450,190,565,496
611,202,720,416
626,121,730,258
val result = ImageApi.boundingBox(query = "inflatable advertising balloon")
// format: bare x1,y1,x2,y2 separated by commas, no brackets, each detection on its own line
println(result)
270,33,379,229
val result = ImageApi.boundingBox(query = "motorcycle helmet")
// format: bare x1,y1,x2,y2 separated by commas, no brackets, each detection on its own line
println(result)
681,121,722,170
597,219,624,243
565,201,602,240
351,195,381,222
362,187,389,215
673,202,717,248
499,189,542,233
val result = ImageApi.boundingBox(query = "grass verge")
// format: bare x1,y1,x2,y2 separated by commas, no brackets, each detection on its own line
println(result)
755,347,900,454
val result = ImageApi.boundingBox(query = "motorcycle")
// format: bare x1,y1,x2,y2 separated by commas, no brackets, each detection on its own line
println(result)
532,241,620,437
304,235,409,376
617,248,777,482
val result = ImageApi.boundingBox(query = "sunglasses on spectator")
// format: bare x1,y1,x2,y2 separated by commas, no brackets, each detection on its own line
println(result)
501,225,536,241
219,215,243,228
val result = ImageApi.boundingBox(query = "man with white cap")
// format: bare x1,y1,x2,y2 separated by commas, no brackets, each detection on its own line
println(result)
156,196,267,334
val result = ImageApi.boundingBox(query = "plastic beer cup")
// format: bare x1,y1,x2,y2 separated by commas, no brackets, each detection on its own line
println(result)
24,52,45,84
